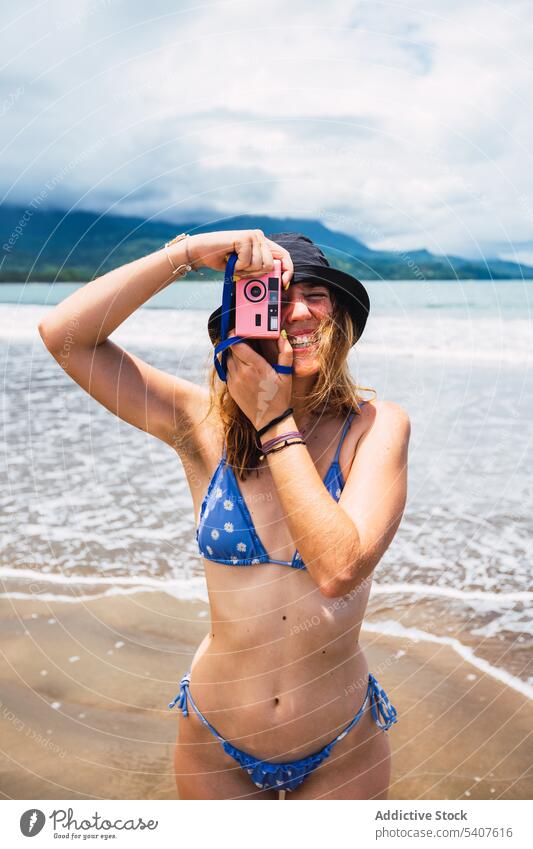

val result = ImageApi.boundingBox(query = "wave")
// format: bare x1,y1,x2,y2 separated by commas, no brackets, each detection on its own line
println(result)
3,304,532,365
362,619,533,701
0,566,209,602
371,582,531,604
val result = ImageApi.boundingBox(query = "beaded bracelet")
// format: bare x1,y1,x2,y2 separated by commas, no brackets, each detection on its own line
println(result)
259,430,303,452
258,438,305,462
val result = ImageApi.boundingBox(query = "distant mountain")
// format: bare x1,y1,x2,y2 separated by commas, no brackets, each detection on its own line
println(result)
1,204,532,281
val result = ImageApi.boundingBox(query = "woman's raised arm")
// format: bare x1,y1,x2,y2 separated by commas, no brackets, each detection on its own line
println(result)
38,238,194,350
37,230,293,448
37,237,208,448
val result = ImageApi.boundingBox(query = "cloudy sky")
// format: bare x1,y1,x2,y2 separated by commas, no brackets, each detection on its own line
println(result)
1,0,532,261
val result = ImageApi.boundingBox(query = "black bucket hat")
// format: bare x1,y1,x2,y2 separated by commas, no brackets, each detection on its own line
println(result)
207,232,370,347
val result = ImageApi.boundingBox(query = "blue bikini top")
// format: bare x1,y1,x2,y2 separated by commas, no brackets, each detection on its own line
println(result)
196,406,365,570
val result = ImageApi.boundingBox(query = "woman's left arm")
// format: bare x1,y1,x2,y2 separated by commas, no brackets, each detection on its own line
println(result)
225,332,410,598
264,402,410,598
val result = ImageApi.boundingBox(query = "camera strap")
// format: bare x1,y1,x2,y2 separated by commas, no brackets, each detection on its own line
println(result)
213,251,294,382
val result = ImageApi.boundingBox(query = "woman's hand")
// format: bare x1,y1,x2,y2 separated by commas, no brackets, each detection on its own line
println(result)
188,229,293,289
225,329,294,431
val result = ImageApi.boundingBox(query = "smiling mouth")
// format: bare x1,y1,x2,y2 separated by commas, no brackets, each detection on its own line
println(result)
286,332,319,349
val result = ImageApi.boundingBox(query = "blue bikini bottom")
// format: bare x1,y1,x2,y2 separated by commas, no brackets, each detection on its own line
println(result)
169,671,397,794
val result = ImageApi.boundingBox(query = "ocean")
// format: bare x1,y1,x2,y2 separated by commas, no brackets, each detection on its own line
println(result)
1,280,532,698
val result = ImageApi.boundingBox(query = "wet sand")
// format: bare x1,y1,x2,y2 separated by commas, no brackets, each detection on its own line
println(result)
0,592,531,800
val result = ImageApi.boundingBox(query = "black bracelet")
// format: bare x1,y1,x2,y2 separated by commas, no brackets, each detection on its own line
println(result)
257,407,294,439
259,438,306,462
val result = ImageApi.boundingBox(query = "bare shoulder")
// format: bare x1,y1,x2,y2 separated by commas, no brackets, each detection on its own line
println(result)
357,399,411,446
368,398,410,426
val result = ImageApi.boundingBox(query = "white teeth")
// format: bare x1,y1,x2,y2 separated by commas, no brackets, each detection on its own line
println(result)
290,335,318,350
288,335,317,345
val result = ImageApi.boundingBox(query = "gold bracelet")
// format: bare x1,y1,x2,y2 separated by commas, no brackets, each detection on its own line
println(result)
163,232,195,277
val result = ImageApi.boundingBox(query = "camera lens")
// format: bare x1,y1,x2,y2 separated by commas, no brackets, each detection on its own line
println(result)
244,279,266,302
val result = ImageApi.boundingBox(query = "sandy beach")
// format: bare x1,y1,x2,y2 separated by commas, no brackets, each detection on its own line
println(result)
0,591,530,800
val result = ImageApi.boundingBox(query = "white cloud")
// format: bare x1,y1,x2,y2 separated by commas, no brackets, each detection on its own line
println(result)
1,0,532,259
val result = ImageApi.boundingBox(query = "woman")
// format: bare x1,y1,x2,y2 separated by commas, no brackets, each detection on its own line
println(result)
38,228,410,801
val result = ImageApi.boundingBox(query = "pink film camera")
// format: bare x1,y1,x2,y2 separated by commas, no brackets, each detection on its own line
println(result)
235,259,282,339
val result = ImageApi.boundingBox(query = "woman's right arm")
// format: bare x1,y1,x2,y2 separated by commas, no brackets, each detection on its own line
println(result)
37,236,208,449
37,229,293,449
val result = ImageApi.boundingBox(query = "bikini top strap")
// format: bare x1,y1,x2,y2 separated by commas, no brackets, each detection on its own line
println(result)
332,411,356,465
332,401,368,464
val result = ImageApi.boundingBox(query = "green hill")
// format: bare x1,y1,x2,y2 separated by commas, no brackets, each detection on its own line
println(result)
1,205,532,282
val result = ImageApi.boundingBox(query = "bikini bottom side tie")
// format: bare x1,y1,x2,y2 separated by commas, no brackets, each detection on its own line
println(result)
169,671,398,794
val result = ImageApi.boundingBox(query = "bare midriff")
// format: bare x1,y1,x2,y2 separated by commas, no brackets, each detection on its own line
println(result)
187,561,374,761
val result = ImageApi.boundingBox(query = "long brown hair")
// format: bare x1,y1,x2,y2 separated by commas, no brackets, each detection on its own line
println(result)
197,289,376,481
